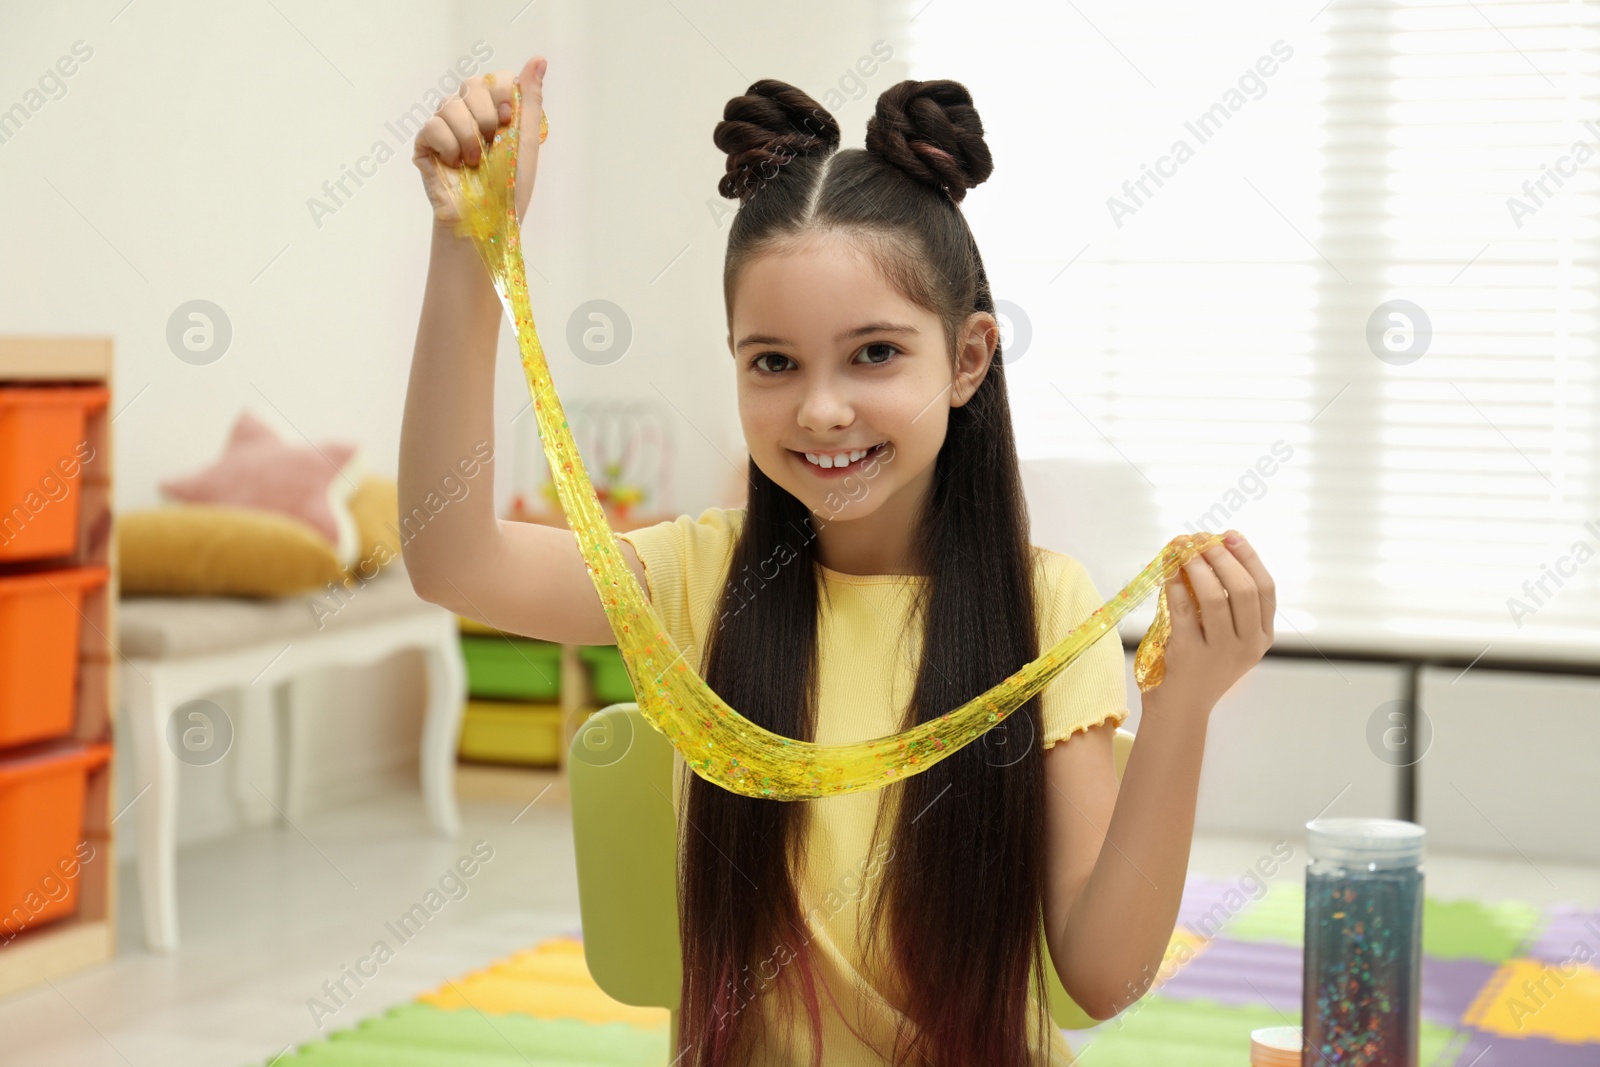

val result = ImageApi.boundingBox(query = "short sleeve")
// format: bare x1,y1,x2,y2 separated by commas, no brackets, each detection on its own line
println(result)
616,507,743,672
1034,549,1131,749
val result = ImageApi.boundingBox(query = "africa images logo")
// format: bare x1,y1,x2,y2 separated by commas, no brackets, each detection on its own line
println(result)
307,41,495,230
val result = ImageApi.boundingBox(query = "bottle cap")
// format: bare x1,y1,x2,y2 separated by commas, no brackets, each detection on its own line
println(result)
1250,1025,1302,1067
1306,817,1425,869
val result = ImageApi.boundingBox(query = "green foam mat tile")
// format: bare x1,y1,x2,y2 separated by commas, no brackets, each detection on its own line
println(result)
1217,881,1305,947
1070,996,1459,1067
1422,898,1543,963
1069,997,1287,1067
270,1047,581,1067
1181,883,1542,961
254,1004,666,1067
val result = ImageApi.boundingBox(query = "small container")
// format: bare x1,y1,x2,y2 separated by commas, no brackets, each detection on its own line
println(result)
1303,818,1425,1067
0,564,109,748
457,699,562,766
0,740,112,933
0,385,109,562
1250,1026,1302,1067
460,635,562,700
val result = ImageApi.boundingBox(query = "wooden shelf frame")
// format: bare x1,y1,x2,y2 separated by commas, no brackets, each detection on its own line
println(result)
0,337,118,998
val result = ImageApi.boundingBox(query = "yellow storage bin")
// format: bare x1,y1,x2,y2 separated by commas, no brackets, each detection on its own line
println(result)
458,699,563,766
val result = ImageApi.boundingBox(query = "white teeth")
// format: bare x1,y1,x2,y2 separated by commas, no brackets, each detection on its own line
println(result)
802,445,878,469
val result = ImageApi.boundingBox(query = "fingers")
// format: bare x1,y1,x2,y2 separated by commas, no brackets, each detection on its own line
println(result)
516,56,546,153
415,112,464,168
457,79,500,143
514,56,547,217
517,56,546,106
436,96,485,165
416,60,543,175
1180,553,1231,644
1200,541,1262,642
1223,530,1276,642
1164,573,1202,646
483,67,516,117
476,58,543,121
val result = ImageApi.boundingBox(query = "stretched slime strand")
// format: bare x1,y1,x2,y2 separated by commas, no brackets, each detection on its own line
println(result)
443,80,1221,800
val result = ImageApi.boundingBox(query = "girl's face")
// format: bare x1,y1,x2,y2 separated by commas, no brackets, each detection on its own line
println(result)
728,232,995,528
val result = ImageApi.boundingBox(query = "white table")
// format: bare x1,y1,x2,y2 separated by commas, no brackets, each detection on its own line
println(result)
117,557,465,952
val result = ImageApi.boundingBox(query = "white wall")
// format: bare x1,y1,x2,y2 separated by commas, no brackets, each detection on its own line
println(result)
1418,667,1600,865
1121,654,1409,839
1,1,906,853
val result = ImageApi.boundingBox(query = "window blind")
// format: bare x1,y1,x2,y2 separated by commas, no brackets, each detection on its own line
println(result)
902,0,1600,648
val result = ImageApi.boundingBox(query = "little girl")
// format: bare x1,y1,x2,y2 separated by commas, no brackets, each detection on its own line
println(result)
403,56,1275,1067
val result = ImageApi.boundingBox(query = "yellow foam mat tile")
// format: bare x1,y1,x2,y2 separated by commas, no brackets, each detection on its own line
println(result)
416,937,670,1029
1464,958,1600,1042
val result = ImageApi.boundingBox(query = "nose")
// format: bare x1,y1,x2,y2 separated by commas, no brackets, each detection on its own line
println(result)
796,375,854,435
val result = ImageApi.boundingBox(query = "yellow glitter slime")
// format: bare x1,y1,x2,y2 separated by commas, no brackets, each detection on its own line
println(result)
440,81,1222,799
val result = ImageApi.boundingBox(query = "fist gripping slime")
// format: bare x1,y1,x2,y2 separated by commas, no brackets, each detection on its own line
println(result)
440,79,1223,799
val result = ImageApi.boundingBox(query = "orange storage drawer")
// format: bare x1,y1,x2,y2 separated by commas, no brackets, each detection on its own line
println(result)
0,565,108,748
0,384,109,563
0,741,110,935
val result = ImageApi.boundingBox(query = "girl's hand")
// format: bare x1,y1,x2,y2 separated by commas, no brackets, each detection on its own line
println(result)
1153,531,1275,716
412,56,546,228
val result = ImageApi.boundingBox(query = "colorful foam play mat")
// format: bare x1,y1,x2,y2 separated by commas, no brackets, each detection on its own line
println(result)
248,882,1600,1066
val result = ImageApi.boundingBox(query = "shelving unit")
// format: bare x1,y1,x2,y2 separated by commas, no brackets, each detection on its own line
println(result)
452,506,672,807
0,337,117,998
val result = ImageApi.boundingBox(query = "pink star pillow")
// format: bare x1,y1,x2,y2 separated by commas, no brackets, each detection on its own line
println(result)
160,410,363,567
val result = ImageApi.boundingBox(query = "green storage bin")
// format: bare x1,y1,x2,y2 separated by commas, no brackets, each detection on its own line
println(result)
460,635,562,700
458,700,562,765
579,644,636,704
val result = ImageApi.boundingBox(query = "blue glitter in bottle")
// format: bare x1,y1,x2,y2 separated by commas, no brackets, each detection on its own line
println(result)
1302,818,1425,1067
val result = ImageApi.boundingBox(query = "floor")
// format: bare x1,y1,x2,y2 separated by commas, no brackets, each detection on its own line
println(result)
2,785,1598,1067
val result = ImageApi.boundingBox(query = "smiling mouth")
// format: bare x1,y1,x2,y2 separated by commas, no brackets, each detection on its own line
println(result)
791,441,888,473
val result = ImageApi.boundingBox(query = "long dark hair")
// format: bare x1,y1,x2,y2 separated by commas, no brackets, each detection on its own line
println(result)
678,77,1050,1067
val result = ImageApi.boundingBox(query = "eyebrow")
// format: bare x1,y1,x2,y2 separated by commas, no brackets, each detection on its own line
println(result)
734,321,920,351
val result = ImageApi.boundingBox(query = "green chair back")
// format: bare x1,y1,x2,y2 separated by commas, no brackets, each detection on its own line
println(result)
568,703,1135,1039
568,704,682,1048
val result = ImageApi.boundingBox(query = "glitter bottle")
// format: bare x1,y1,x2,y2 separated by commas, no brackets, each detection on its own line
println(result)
1302,818,1425,1067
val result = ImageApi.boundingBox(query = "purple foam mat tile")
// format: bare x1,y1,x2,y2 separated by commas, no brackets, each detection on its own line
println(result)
1422,957,1500,1027
1450,1027,1600,1067
1526,906,1600,966
1155,937,1509,1028
1176,876,1244,930
1155,936,1302,1014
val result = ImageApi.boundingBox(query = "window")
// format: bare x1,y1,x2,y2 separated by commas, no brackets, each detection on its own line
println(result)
905,0,1600,648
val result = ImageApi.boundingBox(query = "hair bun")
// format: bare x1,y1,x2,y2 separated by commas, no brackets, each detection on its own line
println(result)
865,80,993,203
713,79,841,202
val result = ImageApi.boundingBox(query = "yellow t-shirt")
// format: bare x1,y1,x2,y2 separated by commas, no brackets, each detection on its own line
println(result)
617,506,1129,1066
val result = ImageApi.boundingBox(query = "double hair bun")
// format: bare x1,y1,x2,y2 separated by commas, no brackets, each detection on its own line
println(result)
714,77,993,204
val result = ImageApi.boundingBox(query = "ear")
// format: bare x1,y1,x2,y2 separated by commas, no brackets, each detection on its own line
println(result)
950,312,998,408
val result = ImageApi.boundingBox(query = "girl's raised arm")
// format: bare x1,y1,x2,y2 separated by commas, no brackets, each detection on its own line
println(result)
1043,532,1276,1019
399,56,647,645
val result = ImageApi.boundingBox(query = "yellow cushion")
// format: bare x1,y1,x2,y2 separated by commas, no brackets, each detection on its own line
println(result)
117,504,347,596
345,475,401,579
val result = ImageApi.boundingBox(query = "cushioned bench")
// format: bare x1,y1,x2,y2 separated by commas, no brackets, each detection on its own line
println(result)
117,555,465,952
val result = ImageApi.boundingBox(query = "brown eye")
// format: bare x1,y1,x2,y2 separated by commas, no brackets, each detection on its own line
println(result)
856,342,899,365
751,353,793,373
